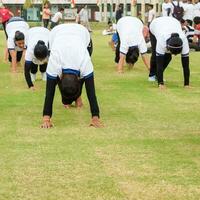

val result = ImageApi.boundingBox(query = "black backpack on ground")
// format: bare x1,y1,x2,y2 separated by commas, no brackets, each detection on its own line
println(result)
172,1,184,21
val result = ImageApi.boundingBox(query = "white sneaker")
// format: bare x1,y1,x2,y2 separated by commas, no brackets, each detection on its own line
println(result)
41,72,46,81
30,73,36,82
148,75,156,82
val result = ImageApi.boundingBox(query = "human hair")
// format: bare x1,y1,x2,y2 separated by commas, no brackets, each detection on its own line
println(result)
34,40,48,60
126,47,139,65
193,16,200,25
59,7,64,12
14,31,24,41
60,74,81,101
167,33,183,55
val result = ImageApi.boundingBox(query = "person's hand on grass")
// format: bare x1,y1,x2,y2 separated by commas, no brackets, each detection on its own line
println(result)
89,116,103,128
159,84,166,90
29,86,35,91
41,116,53,128
184,85,190,89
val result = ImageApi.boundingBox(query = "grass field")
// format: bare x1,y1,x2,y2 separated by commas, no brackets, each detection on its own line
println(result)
0,26,200,200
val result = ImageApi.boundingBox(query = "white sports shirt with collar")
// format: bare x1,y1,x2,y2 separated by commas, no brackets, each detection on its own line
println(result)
46,23,93,80
25,27,50,64
116,16,147,55
150,17,189,56
6,20,29,51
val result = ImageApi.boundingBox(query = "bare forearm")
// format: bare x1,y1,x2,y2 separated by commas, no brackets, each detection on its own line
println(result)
142,54,150,70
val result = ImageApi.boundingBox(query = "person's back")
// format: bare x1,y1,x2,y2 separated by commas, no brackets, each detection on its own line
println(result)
117,16,144,49
48,24,91,78
150,16,184,40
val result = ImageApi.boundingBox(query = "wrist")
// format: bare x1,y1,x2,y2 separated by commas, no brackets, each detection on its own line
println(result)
43,115,51,122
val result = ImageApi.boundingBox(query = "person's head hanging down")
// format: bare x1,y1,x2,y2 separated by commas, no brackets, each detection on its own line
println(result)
125,46,140,65
60,74,81,105
14,31,25,49
34,40,49,61
166,33,183,55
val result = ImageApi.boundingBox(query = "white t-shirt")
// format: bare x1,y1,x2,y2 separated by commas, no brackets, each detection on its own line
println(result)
47,24,93,79
25,27,50,64
148,9,156,23
150,17,189,56
6,20,29,51
116,16,147,55
162,2,173,16
183,3,195,20
194,3,200,17
51,11,62,23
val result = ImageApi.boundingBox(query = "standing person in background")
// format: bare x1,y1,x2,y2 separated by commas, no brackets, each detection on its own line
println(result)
147,4,156,27
78,5,92,32
0,3,14,39
162,0,173,16
115,5,123,23
183,0,194,26
42,1,51,28
171,0,185,21
194,0,200,18
50,7,64,29
6,17,29,73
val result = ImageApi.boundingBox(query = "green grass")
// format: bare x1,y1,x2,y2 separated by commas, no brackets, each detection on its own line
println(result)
0,26,200,200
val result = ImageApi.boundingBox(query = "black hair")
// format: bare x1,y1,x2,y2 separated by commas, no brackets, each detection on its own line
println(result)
59,7,64,12
193,16,200,25
180,18,185,24
126,47,139,65
60,74,81,101
167,33,183,55
14,31,24,41
186,19,193,26
34,40,48,60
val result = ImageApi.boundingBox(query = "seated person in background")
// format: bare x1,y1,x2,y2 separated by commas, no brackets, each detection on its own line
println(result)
6,17,29,72
181,18,200,51
194,16,200,46
102,18,117,35
24,27,50,90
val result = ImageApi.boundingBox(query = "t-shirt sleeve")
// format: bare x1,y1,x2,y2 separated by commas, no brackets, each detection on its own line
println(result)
46,51,62,79
7,37,15,50
181,36,189,57
120,40,128,55
138,37,147,54
156,37,166,55
25,48,34,62
80,52,94,79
